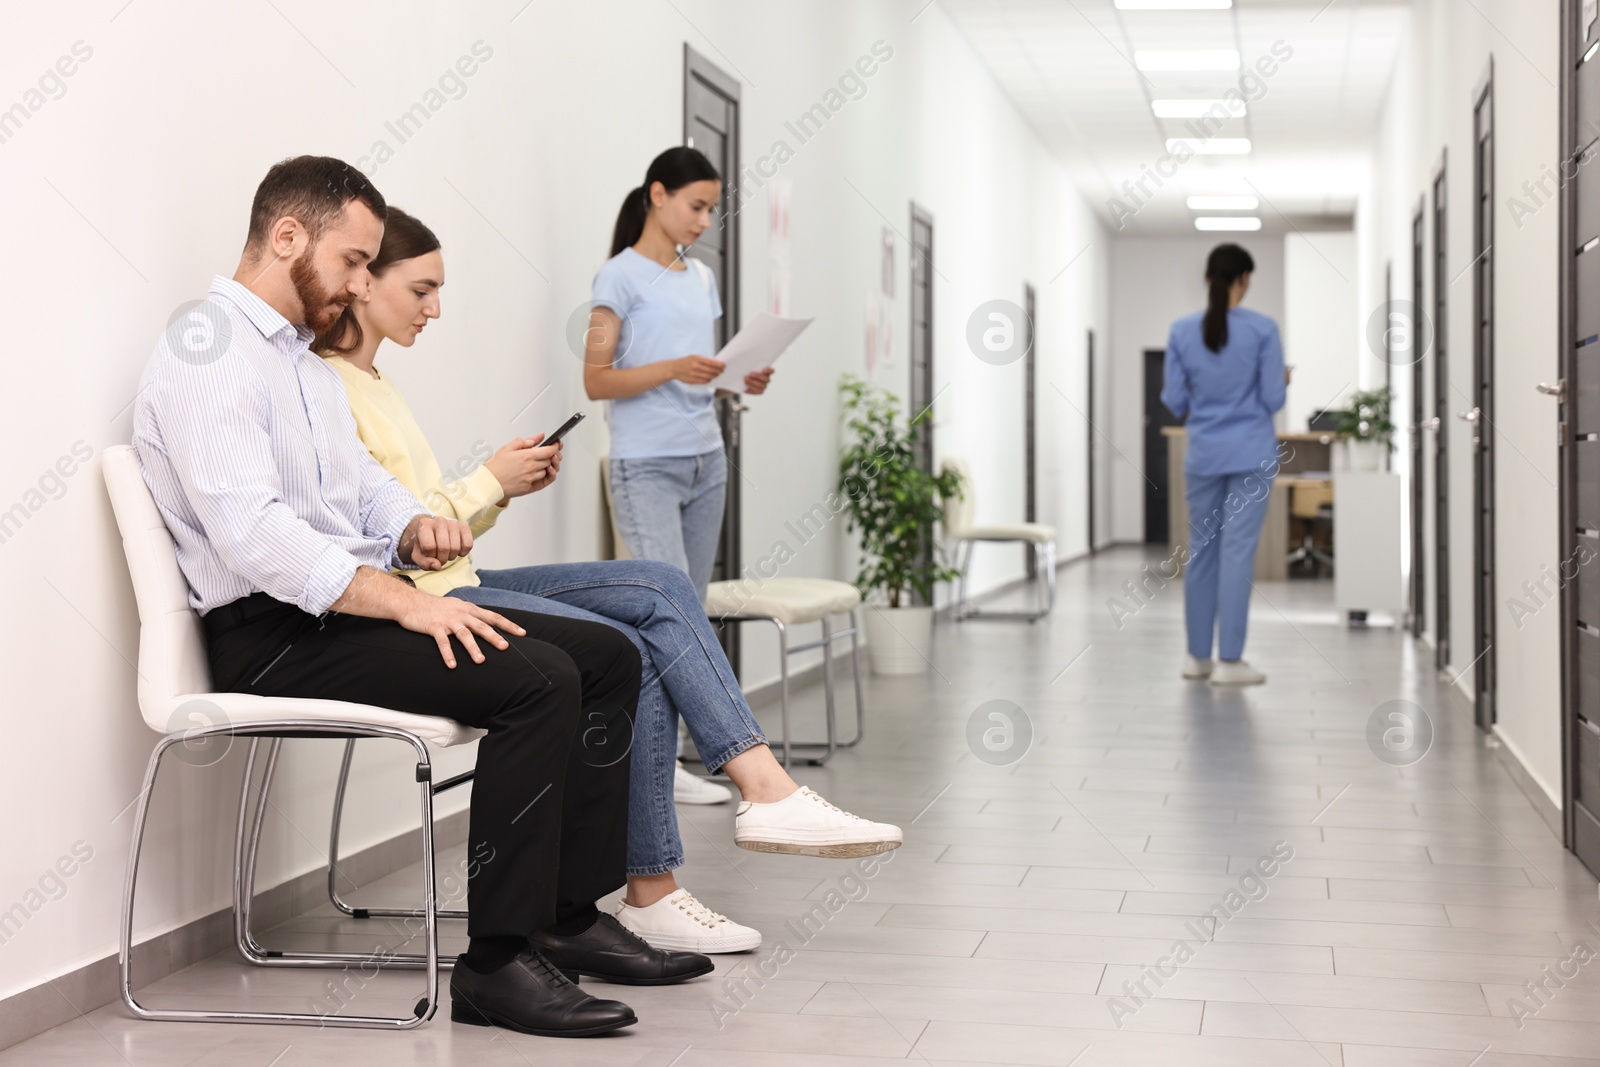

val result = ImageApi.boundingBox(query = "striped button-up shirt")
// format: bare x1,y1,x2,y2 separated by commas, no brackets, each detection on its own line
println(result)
133,276,427,615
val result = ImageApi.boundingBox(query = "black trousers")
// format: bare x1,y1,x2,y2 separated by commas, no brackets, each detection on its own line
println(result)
203,593,641,939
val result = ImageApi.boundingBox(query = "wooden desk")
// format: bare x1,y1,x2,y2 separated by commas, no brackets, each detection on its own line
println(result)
1161,428,1337,580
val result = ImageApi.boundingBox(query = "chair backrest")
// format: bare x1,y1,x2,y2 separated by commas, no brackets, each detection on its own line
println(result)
941,456,975,536
599,456,633,561
102,444,212,731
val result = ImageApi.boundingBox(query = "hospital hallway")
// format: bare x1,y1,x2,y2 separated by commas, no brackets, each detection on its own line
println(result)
4,546,1597,1066
9,1,1600,1063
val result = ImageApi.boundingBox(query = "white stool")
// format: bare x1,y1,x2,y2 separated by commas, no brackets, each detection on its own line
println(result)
103,445,483,1031
704,578,866,768
943,456,1058,621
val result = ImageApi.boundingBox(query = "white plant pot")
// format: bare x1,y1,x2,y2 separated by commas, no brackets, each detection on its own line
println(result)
1339,438,1387,472
863,604,935,675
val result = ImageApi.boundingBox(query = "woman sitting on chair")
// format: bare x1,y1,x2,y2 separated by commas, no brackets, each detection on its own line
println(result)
314,208,900,955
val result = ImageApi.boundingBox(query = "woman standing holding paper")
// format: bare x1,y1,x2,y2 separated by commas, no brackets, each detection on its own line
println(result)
584,147,774,602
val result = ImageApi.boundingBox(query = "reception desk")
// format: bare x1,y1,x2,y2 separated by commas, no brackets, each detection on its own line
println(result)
1161,428,1337,581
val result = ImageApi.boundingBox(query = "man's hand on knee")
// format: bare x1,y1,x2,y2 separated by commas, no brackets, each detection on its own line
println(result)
397,596,528,669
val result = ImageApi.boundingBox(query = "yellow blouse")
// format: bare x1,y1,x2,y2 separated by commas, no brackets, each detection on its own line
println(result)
327,355,504,595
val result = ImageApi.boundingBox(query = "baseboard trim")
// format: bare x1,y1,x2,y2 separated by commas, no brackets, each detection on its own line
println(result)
1490,729,1565,842
1436,679,1565,844
0,809,469,1052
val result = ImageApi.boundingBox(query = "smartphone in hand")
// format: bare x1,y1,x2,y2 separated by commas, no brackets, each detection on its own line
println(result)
541,412,585,447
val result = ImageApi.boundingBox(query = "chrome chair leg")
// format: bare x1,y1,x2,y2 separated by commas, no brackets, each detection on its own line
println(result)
845,606,867,747
955,539,973,620
122,722,441,1029
233,737,280,963
813,616,839,766
326,740,469,922
960,539,1056,622
775,617,791,768
707,610,867,767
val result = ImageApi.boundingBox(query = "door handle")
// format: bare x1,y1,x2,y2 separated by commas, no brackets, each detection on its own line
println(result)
1536,380,1567,401
1456,408,1480,423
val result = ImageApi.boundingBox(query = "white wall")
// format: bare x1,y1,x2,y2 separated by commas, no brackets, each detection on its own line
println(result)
1282,231,1359,432
0,0,1106,1001
1356,0,1563,803
1105,235,1286,542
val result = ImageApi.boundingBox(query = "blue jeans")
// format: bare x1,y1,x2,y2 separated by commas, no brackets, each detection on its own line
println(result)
1183,470,1274,661
609,449,727,602
448,559,766,876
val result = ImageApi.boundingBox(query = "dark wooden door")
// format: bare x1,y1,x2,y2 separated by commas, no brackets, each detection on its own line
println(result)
1087,329,1097,553
1559,0,1600,878
1470,74,1497,729
684,45,741,660
1144,349,1179,544
909,204,935,603
1023,283,1037,576
1411,206,1427,638
1433,161,1452,670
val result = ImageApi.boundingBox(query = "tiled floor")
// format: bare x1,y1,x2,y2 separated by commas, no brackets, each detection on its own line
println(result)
10,546,1600,1065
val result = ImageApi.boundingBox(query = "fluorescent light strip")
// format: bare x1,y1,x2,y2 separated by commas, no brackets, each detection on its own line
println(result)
1195,217,1262,231
1117,0,1231,8
1187,195,1259,210
1166,137,1252,155
1153,99,1246,118
1136,50,1240,71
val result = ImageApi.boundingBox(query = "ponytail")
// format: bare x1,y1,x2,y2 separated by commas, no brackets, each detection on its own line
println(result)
609,146,721,257
1201,242,1255,353
610,185,650,259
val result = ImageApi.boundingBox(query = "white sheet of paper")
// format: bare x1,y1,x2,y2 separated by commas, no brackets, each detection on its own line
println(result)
707,311,813,392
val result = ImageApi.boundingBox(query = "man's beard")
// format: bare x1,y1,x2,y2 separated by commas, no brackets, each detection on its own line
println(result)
290,253,350,334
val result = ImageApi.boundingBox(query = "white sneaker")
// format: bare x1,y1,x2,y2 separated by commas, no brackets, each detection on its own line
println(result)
734,786,903,858
674,764,734,805
614,888,762,954
1210,660,1266,686
1182,655,1214,680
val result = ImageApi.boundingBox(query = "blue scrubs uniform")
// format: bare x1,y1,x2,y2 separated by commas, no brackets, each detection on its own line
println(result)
1161,307,1287,661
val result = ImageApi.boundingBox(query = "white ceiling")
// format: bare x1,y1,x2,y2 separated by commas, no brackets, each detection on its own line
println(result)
938,0,1410,235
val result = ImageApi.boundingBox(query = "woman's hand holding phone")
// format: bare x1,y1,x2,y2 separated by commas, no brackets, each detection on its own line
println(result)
486,435,562,503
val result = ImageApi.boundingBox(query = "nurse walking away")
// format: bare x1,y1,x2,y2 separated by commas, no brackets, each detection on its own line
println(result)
1160,243,1287,687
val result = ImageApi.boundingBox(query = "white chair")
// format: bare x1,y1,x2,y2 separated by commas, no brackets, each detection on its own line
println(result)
103,444,484,1031
601,458,864,768
702,577,866,768
942,457,1058,622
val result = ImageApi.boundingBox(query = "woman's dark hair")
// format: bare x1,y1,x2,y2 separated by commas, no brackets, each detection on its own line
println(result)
610,146,721,257
315,206,441,355
1202,243,1255,353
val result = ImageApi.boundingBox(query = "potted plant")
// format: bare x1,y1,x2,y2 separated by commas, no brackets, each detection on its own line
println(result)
1333,385,1395,471
837,375,965,674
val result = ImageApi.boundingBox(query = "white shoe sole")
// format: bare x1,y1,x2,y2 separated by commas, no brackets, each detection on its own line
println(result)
1210,675,1264,686
675,789,733,805
674,775,734,805
734,836,902,858
1182,668,1211,680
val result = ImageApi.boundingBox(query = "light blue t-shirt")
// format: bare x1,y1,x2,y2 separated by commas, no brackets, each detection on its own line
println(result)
1160,307,1287,477
591,247,724,459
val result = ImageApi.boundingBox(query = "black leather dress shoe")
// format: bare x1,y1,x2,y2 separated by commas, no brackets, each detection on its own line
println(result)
530,912,715,985
449,949,637,1036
